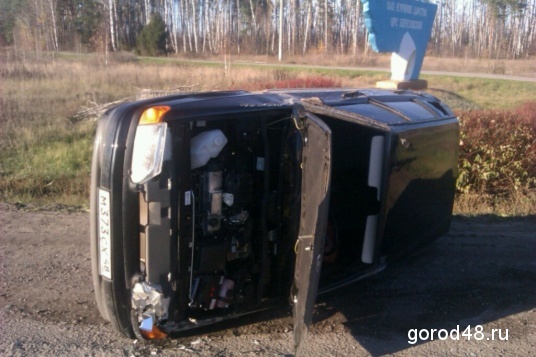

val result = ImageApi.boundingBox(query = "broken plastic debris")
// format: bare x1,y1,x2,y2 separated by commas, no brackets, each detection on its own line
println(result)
140,316,154,332
222,192,234,206
132,282,170,336
178,346,194,352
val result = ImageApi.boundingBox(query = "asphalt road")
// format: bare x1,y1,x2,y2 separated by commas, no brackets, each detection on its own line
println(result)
1,208,535,356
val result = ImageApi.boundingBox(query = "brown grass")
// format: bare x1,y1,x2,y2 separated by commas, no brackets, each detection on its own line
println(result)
0,52,352,207
453,190,536,216
187,52,536,77
1,49,535,215
422,56,536,77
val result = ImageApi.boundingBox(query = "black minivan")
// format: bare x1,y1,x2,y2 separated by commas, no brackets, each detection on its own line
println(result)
90,88,458,353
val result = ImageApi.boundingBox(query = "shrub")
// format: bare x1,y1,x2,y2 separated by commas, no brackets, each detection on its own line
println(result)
456,103,536,195
136,13,167,56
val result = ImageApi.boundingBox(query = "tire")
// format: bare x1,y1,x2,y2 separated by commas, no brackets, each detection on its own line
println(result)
90,113,137,339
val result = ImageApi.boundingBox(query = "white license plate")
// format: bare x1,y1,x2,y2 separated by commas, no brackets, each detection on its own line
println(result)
98,189,112,279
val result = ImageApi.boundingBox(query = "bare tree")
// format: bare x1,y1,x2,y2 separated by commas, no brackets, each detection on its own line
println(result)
47,0,59,51
6,0,535,60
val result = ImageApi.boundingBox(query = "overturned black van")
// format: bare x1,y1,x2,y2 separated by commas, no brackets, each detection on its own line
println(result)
90,88,458,352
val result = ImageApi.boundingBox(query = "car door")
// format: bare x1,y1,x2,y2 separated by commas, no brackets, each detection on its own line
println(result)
292,112,332,356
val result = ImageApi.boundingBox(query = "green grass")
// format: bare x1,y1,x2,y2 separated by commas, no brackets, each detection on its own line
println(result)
0,121,94,206
422,75,536,109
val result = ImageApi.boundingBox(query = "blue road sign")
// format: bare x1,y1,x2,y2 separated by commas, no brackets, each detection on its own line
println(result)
362,0,437,80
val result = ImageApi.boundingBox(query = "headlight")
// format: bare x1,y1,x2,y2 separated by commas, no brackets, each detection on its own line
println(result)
131,106,170,184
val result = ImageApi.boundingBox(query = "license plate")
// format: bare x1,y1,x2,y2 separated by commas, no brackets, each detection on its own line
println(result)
98,189,112,279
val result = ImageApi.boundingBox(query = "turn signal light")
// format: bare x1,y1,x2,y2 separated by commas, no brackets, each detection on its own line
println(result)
140,325,168,340
139,106,170,125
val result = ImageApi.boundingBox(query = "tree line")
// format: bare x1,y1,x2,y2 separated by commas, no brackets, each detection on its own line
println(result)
1,0,534,60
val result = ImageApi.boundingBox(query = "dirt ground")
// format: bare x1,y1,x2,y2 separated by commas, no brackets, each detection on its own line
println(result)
1,206,535,356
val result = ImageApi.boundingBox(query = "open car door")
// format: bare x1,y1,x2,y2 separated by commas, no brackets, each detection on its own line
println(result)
292,112,331,355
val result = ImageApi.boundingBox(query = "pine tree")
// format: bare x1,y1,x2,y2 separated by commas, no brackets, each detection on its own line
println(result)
136,12,167,56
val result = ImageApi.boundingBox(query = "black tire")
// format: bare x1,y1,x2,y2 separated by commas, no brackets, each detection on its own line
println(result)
90,122,110,322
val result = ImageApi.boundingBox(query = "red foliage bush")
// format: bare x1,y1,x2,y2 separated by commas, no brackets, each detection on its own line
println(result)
457,102,536,195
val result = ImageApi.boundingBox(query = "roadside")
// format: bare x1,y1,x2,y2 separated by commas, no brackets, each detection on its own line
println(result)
2,52,535,210
1,207,534,356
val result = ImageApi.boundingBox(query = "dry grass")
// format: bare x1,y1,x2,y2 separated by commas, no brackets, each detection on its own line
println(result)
1,49,535,215
453,190,536,217
140,53,536,110
422,56,536,77
192,52,536,77
0,52,350,207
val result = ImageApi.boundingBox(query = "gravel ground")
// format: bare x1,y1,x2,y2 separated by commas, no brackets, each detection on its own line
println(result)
1,207,535,356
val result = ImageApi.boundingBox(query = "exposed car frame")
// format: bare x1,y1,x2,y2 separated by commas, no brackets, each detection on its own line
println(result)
90,88,459,353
